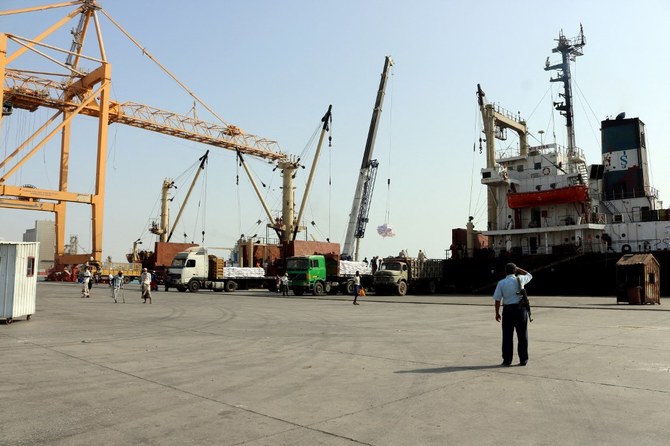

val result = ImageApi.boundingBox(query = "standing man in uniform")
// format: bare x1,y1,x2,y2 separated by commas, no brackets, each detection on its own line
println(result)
493,263,532,366
140,268,152,304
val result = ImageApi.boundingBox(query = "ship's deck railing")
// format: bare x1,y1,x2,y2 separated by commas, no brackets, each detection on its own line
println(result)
497,142,585,162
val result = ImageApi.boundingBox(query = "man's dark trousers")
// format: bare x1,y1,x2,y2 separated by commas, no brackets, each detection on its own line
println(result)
502,304,528,364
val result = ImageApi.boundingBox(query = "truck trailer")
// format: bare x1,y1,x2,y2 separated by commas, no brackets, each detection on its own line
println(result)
286,254,372,296
167,247,274,292
373,257,444,296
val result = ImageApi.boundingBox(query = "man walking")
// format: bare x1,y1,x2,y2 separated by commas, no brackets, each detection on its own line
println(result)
352,271,361,305
111,271,124,303
140,268,152,304
493,263,532,366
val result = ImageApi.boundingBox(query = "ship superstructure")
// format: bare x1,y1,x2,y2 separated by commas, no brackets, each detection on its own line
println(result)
479,27,668,259
447,26,670,296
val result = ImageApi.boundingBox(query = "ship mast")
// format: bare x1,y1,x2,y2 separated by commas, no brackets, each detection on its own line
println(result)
544,25,585,155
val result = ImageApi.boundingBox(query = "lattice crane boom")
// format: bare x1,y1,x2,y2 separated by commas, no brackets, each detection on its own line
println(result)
2,69,285,162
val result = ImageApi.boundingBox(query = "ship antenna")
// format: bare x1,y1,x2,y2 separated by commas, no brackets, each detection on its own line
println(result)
544,25,585,156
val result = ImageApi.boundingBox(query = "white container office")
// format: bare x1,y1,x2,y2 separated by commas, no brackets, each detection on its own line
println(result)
0,242,39,324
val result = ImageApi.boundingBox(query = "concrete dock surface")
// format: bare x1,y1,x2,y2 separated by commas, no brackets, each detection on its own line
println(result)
2,282,669,445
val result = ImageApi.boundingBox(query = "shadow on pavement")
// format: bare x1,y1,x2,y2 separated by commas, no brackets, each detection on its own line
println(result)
395,364,507,374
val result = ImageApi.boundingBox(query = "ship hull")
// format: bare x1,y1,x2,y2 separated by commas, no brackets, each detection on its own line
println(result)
443,250,670,297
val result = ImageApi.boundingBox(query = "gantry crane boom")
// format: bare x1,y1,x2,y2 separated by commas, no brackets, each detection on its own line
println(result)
2,70,285,161
0,1,293,264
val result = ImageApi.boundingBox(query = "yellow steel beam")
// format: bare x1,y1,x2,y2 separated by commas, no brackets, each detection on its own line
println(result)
0,198,57,212
0,184,92,203
0,2,80,16
91,63,111,260
5,8,81,64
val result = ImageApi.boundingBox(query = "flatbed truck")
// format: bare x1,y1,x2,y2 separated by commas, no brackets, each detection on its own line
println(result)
373,257,444,295
167,247,274,292
286,254,372,296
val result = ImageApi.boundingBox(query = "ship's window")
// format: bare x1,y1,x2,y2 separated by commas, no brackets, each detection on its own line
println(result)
641,132,646,148
534,162,542,170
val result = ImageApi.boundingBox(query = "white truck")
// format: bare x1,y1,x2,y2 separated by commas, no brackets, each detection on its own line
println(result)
166,247,274,293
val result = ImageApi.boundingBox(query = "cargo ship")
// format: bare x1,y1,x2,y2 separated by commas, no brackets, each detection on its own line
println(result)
444,26,670,296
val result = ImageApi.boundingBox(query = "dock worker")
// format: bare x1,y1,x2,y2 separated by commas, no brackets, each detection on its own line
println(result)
492,263,532,366
281,273,289,296
81,266,91,298
140,268,152,304
111,271,124,303
352,271,361,305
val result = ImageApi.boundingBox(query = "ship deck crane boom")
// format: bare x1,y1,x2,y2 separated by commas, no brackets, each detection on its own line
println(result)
341,56,393,260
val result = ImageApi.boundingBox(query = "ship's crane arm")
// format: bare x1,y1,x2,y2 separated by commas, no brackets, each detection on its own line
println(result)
341,56,393,260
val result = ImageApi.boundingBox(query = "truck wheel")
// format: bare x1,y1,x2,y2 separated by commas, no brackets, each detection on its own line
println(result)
345,280,355,295
397,281,408,296
177,286,186,292
313,282,325,296
123,276,131,284
224,281,237,292
188,280,201,293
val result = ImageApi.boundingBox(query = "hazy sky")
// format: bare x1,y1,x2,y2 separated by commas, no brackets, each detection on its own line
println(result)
1,0,669,264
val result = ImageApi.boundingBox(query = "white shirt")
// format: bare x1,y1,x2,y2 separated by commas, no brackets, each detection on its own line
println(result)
493,273,532,305
141,272,152,286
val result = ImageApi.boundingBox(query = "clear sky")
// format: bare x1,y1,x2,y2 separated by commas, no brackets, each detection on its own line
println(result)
1,0,669,264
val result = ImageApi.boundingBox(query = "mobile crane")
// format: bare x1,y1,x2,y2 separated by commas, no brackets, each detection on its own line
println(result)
341,56,393,261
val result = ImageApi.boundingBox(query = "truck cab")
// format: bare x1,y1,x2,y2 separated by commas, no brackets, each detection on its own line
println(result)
373,259,409,296
167,247,207,291
286,255,329,296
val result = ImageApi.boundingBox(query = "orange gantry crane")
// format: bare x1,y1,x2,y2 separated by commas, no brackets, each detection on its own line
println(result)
0,1,326,265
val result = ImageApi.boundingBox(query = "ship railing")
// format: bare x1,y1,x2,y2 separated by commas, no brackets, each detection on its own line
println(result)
493,104,524,124
497,142,575,160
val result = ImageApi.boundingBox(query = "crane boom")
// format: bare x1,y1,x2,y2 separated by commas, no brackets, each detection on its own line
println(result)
341,56,393,260
2,69,285,162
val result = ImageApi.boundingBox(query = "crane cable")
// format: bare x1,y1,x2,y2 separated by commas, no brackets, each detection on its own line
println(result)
100,9,233,129
383,70,395,226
